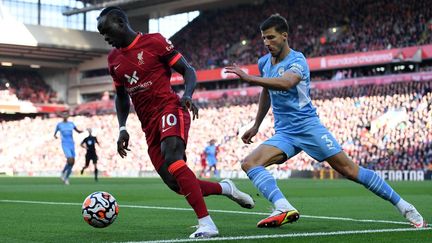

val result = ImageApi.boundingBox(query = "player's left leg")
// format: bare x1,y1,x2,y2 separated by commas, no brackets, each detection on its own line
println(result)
326,152,427,228
81,154,90,175
160,136,218,238
302,123,426,228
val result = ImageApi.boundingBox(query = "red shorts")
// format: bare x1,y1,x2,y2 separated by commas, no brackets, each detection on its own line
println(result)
144,106,191,171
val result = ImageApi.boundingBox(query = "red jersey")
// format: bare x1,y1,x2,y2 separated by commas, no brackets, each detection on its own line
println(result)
108,33,182,128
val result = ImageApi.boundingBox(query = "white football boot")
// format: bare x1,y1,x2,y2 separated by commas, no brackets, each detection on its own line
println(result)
401,204,427,228
220,179,255,209
189,224,219,238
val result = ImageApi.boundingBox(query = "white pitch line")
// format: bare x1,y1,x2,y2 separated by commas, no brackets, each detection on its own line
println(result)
0,199,409,226
121,227,432,243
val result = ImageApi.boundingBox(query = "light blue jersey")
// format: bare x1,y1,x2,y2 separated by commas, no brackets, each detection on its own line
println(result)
205,145,217,166
55,121,76,158
259,49,342,161
55,121,76,144
258,49,318,132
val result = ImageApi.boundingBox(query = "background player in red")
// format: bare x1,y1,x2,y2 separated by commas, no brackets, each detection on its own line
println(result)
97,6,254,238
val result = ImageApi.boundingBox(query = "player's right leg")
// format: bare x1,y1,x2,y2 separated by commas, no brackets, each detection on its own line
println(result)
241,139,300,228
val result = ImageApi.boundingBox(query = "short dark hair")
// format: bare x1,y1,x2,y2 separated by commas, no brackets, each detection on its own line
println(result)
260,14,289,34
97,6,128,22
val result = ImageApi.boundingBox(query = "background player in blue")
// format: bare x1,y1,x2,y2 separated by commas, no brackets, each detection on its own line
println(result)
204,139,219,178
224,14,426,228
80,128,100,181
54,113,82,185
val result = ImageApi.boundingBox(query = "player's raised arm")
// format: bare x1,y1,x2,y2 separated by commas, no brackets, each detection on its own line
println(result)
224,64,302,91
170,53,199,120
115,85,131,158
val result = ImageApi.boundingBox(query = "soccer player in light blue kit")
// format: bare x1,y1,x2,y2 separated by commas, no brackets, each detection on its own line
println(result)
54,113,82,185
225,14,426,228
204,139,219,178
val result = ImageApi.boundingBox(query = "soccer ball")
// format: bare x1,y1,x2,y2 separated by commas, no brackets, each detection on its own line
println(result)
82,191,119,228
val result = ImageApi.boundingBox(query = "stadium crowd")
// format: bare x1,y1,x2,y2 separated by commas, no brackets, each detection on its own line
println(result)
172,0,432,69
0,69,57,104
1,80,431,176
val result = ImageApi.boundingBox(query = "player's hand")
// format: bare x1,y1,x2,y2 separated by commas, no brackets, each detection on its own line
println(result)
224,64,250,81
241,126,259,144
117,130,130,158
180,96,199,120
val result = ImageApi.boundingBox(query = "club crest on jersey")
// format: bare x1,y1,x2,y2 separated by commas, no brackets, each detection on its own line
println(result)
277,67,285,76
124,71,139,85
137,51,145,65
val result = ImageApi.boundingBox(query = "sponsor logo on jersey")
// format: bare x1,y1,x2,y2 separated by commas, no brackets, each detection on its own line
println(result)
124,71,139,85
125,81,153,95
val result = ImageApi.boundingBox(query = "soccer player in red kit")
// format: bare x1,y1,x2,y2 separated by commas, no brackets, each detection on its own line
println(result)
97,7,255,238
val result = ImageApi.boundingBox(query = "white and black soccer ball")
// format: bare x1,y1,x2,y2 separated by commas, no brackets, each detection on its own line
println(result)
82,191,119,228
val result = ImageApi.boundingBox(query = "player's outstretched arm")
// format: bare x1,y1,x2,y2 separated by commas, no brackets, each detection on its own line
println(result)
224,65,301,90
242,88,271,144
115,85,131,158
171,55,199,120
74,127,83,133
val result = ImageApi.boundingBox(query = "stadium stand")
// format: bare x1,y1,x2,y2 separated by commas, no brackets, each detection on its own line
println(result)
171,0,432,69
0,68,57,103
1,79,431,176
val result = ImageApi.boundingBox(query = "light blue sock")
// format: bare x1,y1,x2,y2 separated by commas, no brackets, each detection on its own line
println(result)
247,166,285,204
357,167,401,205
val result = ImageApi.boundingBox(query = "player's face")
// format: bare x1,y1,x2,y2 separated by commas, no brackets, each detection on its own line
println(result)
97,15,126,49
261,27,288,57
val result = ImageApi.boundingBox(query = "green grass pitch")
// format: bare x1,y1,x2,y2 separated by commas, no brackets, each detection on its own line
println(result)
0,177,430,242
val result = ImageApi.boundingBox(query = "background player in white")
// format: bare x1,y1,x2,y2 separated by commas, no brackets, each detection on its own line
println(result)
225,14,426,228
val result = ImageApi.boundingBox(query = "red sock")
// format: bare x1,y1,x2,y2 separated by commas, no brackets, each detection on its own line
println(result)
198,180,222,196
168,160,209,218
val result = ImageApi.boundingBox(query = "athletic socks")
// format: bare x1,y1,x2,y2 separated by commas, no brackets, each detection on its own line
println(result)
357,167,401,205
247,166,295,210
168,160,209,218
198,180,222,196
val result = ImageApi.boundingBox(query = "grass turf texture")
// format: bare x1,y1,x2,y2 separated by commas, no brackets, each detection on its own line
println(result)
0,177,430,242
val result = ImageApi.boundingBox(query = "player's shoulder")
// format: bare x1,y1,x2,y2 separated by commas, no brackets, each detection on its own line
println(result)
107,48,120,62
258,53,271,64
258,53,271,68
144,33,170,45
289,49,307,62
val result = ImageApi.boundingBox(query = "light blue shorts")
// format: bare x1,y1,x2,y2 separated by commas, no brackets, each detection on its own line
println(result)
62,143,76,158
207,157,217,166
262,122,341,162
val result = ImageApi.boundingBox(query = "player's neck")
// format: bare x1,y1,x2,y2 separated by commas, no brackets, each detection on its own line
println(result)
123,30,139,48
272,44,290,64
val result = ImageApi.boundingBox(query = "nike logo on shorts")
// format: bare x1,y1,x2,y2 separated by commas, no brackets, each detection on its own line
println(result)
162,126,173,133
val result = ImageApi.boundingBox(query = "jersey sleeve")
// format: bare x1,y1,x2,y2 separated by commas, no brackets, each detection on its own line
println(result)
151,33,182,67
257,56,267,77
286,57,308,80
